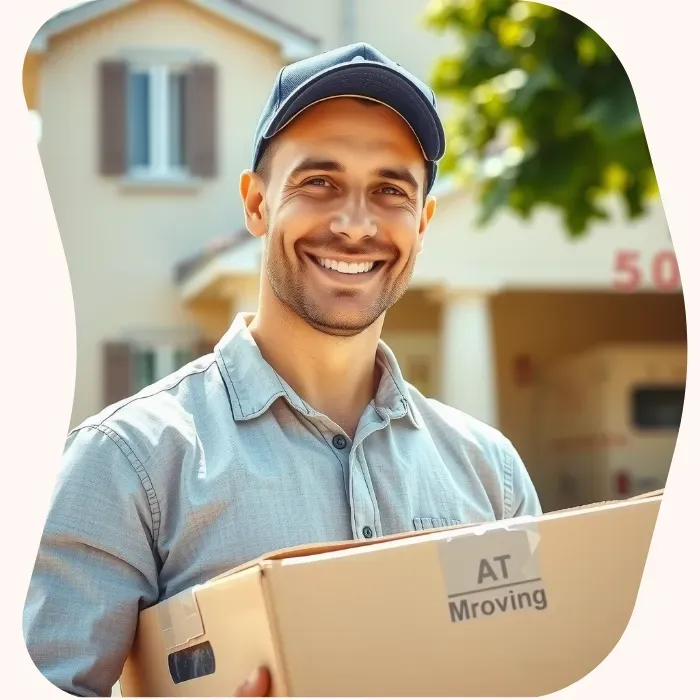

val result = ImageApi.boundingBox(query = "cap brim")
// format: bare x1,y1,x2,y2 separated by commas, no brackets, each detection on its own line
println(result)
263,62,445,164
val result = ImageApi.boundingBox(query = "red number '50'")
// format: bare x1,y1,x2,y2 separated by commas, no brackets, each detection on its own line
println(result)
613,250,642,291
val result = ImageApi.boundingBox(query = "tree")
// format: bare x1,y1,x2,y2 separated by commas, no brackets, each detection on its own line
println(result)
424,0,658,236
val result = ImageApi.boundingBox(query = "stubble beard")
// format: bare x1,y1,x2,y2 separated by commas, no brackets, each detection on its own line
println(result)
263,224,416,337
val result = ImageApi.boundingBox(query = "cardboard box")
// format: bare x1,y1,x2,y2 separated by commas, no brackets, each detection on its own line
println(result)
119,492,662,697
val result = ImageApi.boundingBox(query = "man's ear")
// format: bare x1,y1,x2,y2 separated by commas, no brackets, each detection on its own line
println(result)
240,170,267,238
417,194,437,252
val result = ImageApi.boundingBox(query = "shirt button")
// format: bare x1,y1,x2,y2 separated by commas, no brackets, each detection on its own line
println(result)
362,526,373,539
332,434,347,450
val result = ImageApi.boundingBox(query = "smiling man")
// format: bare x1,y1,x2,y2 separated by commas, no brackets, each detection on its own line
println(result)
23,44,541,697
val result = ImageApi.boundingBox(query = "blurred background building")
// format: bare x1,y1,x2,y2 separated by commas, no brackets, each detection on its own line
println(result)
23,0,685,512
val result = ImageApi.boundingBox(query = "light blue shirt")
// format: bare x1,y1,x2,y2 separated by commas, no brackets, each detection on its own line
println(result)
23,313,541,696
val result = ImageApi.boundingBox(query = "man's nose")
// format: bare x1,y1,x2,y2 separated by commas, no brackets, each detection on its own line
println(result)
329,193,378,242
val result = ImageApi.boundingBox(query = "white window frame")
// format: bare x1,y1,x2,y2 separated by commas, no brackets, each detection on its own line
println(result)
154,345,179,380
126,59,190,181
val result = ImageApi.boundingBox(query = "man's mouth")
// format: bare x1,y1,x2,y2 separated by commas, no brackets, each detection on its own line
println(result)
312,256,383,275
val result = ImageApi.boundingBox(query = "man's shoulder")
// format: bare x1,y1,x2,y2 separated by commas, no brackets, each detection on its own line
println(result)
407,385,513,456
70,353,222,461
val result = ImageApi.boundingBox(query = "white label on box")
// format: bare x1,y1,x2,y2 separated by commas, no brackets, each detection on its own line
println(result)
437,525,546,623
157,586,205,650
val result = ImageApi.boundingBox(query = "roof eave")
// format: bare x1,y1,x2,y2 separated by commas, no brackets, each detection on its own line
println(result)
27,0,318,59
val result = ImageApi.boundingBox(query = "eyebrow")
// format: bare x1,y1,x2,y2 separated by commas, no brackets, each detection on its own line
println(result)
375,167,419,193
288,158,345,180
288,158,420,192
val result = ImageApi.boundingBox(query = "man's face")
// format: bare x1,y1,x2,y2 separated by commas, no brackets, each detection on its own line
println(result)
246,97,436,337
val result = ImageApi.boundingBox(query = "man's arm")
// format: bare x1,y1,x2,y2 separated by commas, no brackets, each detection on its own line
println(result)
23,425,160,697
504,438,543,518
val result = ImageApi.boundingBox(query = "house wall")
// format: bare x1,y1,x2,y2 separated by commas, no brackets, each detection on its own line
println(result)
36,0,287,427
252,0,344,50
414,188,675,292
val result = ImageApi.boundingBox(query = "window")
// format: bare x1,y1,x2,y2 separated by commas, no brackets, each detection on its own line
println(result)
99,58,216,179
131,345,194,393
127,64,188,178
631,385,685,430
104,337,212,407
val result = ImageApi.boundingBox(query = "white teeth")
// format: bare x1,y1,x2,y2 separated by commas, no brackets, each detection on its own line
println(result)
316,258,376,274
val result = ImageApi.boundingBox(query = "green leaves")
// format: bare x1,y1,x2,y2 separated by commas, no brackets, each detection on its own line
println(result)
424,0,657,236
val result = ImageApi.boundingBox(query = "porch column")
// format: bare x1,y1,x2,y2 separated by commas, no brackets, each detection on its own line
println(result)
439,291,498,427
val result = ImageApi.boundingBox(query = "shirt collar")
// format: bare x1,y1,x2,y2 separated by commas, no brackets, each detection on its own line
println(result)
215,313,423,429
374,336,424,429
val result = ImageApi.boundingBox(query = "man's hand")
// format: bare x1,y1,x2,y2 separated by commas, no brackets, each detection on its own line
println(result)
234,667,271,697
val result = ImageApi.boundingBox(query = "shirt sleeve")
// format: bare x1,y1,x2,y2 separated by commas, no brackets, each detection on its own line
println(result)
23,425,161,697
504,438,543,518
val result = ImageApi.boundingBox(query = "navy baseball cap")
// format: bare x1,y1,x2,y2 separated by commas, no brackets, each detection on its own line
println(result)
252,42,446,193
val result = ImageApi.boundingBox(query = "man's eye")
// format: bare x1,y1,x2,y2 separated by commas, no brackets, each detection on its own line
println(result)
378,185,404,196
305,177,330,187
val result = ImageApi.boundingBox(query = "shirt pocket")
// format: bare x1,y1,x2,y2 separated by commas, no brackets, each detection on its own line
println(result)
413,517,464,531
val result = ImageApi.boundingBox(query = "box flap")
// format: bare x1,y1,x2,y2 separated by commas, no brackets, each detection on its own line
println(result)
207,489,663,583
207,530,437,582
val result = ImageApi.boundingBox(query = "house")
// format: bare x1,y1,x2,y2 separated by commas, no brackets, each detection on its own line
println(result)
24,0,685,512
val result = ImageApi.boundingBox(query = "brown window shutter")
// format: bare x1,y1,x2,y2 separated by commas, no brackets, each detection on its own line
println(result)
103,341,133,406
185,63,218,178
99,60,128,176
